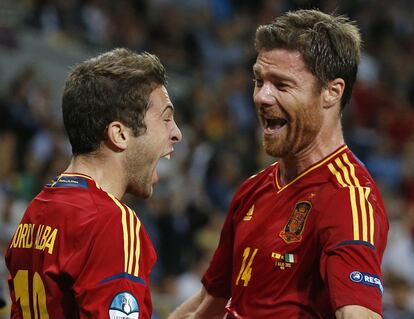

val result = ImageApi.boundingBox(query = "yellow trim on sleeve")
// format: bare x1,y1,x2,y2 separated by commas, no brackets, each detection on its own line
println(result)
134,212,141,277
332,157,360,240
342,154,360,186
127,207,135,274
343,154,369,242
359,189,368,242
107,193,129,273
335,158,352,186
328,154,377,244
349,185,360,240
328,163,347,187
365,188,375,245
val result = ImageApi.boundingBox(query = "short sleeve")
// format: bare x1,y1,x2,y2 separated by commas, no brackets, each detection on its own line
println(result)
65,205,156,319
318,186,388,316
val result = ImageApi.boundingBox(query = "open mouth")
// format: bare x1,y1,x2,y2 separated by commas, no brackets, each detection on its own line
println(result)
153,150,174,184
264,117,288,130
160,148,174,160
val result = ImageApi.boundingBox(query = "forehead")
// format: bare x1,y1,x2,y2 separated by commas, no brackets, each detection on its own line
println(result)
147,85,172,112
253,48,309,79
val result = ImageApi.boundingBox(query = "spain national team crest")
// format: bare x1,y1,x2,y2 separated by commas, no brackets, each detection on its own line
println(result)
279,201,312,243
109,292,140,319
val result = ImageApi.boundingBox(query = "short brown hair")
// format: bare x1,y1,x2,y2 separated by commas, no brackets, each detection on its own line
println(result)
255,9,361,109
62,48,166,154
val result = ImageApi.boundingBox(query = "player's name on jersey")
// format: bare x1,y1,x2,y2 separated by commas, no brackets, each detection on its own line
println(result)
9,223,58,255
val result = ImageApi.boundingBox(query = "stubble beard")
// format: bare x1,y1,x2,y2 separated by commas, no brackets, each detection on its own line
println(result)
127,178,152,199
263,136,290,158
125,147,153,199
262,113,323,159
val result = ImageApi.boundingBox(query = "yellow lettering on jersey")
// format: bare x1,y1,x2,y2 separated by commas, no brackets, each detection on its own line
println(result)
10,224,22,248
236,247,258,286
10,223,57,254
10,224,35,249
35,224,46,249
44,228,58,254
34,225,58,254
18,224,28,248
25,224,34,248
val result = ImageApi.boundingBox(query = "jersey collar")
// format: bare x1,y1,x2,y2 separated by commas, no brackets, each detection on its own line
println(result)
274,145,348,193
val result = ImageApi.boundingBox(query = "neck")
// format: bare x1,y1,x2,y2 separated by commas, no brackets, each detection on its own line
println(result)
278,122,344,187
64,152,127,199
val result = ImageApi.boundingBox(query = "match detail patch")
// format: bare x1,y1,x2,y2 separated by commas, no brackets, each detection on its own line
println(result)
271,252,298,270
109,292,140,319
349,271,383,294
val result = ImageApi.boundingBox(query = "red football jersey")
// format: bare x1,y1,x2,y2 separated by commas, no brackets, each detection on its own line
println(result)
202,145,389,318
5,173,157,319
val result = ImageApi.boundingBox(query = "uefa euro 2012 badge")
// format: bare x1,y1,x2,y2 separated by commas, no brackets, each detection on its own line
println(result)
109,292,140,319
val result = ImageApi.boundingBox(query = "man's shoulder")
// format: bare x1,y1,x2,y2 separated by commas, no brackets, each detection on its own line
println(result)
229,162,277,210
242,162,277,186
330,151,380,193
38,174,126,224
314,148,386,217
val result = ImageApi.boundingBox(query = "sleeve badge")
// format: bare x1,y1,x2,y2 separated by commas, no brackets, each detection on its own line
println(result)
109,292,140,319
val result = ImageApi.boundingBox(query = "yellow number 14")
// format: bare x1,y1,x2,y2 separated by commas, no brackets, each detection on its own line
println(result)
236,247,258,286
14,270,49,319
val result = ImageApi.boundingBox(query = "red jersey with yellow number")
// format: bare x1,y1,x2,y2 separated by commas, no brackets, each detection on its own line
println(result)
202,145,389,319
5,173,156,319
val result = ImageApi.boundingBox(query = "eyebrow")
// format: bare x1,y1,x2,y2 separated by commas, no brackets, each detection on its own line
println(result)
161,104,174,115
253,65,296,84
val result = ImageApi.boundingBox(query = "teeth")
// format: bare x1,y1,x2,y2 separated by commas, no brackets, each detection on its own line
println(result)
265,118,287,128
164,154,171,160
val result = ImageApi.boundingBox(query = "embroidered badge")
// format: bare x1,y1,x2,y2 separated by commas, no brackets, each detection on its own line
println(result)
279,201,312,243
349,271,384,294
109,292,140,319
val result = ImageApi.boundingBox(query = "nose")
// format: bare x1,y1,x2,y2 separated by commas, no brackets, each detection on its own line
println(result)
253,82,276,107
172,120,182,143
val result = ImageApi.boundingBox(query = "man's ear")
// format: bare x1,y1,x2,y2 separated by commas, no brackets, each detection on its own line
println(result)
105,121,129,151
322,78,345,109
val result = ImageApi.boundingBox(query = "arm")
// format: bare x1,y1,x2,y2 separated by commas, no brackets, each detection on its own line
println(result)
336,305,381,319
318,184,388,318
69,205,157,318
168,287,228,319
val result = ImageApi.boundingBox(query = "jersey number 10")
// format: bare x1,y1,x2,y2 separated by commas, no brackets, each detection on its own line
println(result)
13,270,50,319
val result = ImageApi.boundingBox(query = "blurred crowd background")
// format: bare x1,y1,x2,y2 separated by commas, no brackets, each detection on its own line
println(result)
0,0,413,318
